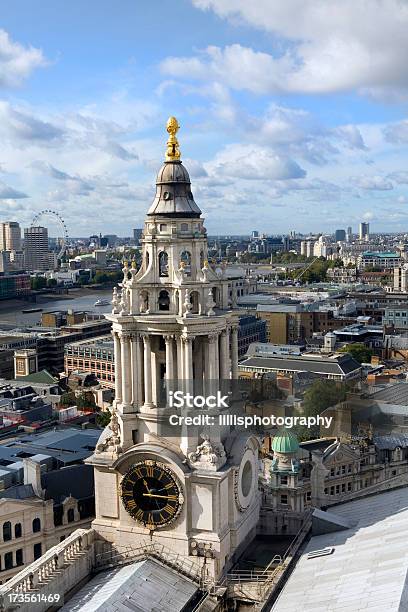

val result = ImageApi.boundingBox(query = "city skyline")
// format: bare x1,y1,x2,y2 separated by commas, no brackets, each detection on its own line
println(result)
1,1,408,234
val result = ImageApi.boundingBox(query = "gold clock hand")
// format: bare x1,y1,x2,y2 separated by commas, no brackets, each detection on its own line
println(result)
142,493,178,500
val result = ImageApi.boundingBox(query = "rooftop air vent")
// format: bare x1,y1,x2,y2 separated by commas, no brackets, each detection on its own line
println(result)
307,547,334,559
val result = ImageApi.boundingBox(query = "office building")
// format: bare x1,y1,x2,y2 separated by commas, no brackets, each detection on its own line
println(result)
0,274,31,300
64,336,115,388
24,227,49,272
0,222,21,251
335,229,346,242
359,222,370,241
132,228,143,246
238,314,267,357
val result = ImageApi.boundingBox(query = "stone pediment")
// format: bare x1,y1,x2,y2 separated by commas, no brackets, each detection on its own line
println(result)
323,442,359,465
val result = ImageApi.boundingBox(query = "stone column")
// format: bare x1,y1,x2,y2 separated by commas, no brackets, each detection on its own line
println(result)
137,334,144,405
208,334,218,378
176,335,184,381
231,325,239,379
220,329,230,381
112,331,122,405
164,335,175,382
120,332,132,408
164,334,174,400
130,334,142,408
194,337,203,395
183,335,194,394
142,334,153,407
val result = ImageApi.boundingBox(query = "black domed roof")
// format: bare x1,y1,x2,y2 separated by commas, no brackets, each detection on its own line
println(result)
147,161,202,218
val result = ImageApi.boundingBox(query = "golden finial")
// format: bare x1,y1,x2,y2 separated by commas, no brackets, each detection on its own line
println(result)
165,116,181,161
131,260,137,269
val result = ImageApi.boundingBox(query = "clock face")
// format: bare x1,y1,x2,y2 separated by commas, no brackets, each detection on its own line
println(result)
120,460,183,529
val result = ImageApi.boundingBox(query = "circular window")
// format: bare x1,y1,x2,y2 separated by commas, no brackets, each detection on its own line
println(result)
241,459,253,497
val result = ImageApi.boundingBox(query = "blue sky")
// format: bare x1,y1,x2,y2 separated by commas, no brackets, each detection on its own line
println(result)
1,0,408,236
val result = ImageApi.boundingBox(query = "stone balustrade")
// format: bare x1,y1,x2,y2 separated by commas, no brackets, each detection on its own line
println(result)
0,528,95,612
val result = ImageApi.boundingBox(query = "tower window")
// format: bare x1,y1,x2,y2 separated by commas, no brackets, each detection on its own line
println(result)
159,251,169,277
180,251,192,276
180,223,189,232
190,291,200,314
158,290,170,311
140,290,149,313
32,518,41,533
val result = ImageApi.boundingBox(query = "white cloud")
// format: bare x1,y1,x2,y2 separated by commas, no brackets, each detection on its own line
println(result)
0,180,28,199
387,171,408,184
0,30,47,88
352,175,394,190
383,120,408,143
164,1,408,96
205,143,306,181
0,102,64,145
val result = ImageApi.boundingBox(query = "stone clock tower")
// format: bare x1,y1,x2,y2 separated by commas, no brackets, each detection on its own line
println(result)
87,117,260,579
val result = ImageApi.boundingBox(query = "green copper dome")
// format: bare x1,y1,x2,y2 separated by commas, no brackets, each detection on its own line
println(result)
271,429,299,454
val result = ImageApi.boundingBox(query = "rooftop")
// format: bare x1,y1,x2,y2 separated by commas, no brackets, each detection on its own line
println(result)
361,251,400,257
272,487,408,612
371,382,408,405
60,558,198,612
239,352,361,377
0,427,100,466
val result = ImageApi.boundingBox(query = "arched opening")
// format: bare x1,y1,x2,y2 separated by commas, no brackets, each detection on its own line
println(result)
140,290,149,313
14,523,22,538
158,290,170,311
200,250,205,268
175,290,180,315
212,286,219,306
32,518,41,533
67,508,75,523
190,291,200,314
4,552,12,570
144,251,150,272
180,250,192,276
159,251,169,277
3,522,11,542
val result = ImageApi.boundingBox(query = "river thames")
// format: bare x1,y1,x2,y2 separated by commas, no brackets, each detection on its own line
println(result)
0,288,113,328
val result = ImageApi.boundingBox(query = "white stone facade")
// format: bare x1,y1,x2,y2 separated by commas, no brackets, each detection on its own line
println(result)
87,122,261,580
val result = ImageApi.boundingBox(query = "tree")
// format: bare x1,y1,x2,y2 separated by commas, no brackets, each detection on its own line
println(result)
76,392,97,410
60,392,76,407
96,410,112,428
47,278,57,288
340,343,373,364
30,276,47,290
294,379,349,441
302,379,347,417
